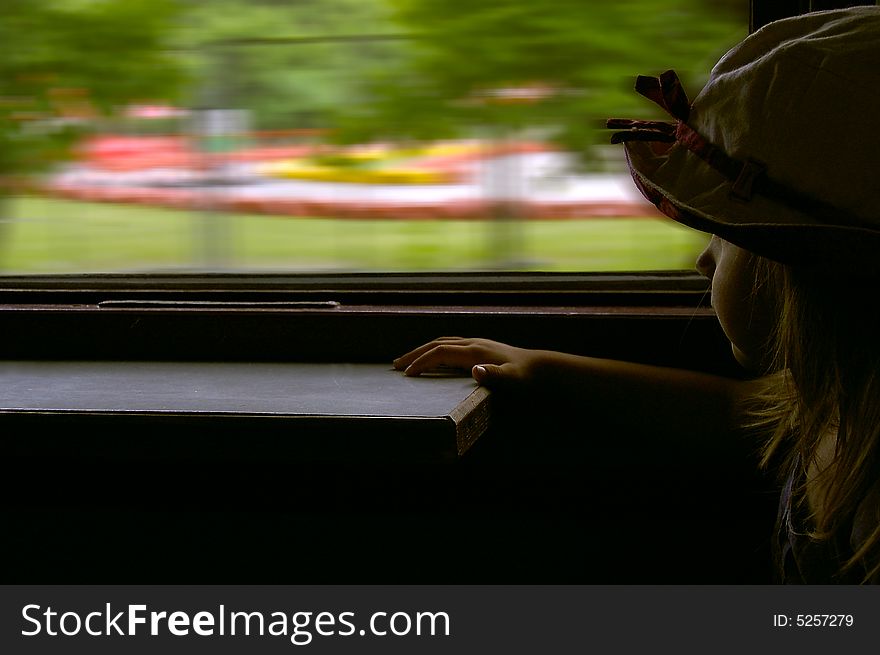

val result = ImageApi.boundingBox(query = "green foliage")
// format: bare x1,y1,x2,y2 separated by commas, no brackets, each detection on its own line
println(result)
0,0,185,178
176,0,404,129
0,0,748,179
331,0,747,164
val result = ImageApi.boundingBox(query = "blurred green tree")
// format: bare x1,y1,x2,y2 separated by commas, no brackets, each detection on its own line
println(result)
329,0,747,166
0,0,185,186
176,0,405,131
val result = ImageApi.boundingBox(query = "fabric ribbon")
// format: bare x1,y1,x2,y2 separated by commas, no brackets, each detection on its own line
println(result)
606,70,874,229
606,69,768,202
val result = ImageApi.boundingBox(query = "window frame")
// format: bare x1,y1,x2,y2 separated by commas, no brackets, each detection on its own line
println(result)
0,270,734,370
7,0,829,586
1,0,863,349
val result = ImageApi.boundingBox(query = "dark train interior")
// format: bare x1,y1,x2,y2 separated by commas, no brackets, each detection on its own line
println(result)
2,0,868,584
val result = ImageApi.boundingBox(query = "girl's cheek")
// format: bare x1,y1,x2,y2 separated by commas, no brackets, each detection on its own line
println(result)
719,293,774,373
712,260,771,371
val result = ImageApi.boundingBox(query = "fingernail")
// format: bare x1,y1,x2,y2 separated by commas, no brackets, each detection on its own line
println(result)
473,365,487,378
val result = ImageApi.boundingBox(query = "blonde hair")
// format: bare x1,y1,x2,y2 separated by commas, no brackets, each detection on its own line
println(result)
746,257,880,583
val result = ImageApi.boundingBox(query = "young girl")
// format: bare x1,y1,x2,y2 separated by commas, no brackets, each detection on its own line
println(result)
393,6,880,583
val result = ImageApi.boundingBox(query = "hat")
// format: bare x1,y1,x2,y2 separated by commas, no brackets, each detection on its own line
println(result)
607,6,880,275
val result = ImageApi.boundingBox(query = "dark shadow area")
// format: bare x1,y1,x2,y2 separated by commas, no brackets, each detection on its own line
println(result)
2,389,777,583
0,278,777,584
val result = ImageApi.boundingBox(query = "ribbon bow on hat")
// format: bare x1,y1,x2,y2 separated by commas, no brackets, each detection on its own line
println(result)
607,68,879,233
601,7,880,276
607,69,690,140
607,70,766,202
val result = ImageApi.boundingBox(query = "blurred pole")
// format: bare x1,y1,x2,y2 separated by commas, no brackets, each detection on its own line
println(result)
189,48,241,270
191,107,251,269
0,191,8,271
480,84,554,270
484,123,526,269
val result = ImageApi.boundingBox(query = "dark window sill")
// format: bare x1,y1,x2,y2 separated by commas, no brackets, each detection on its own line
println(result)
0,270,731,374
0,270,708,305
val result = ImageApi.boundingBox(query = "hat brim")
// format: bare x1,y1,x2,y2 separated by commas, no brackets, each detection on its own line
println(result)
623,140,880,276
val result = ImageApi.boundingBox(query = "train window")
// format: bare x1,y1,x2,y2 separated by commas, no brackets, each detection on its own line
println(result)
1,0,754,278
0,2,872,305
4,0,877,587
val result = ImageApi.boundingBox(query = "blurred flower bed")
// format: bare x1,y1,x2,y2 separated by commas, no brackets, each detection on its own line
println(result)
259,140,548,185
39,133,655,220
75,134,320,174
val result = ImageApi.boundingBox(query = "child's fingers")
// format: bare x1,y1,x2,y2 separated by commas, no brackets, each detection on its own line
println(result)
392,336,465,370
401,342,482,377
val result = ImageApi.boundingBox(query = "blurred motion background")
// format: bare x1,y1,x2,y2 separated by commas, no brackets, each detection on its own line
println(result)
0,0,746,274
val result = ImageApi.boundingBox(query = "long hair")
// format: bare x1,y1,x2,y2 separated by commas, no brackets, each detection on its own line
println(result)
747,257,880,582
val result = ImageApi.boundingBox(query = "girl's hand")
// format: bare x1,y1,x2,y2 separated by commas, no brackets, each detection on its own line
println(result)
393,337,542,389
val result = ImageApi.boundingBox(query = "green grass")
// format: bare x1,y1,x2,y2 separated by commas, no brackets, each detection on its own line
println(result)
0,195,707,274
